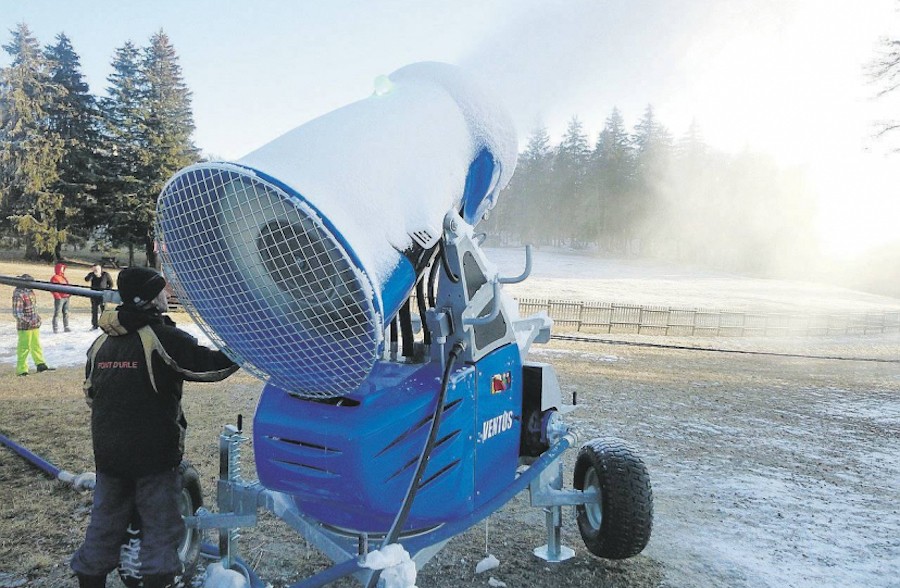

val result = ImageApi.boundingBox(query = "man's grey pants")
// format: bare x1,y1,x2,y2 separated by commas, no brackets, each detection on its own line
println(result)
71,469,184,577
53,297,69,332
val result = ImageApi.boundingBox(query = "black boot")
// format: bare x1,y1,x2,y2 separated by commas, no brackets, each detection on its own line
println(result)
36,363,55,372
76,574,106,588
141,574,176,588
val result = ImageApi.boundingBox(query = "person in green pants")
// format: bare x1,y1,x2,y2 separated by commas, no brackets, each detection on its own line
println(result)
12,274,54,376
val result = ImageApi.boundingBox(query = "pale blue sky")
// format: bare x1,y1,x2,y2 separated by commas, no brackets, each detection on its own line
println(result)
2,0,518,158
2,0,899,254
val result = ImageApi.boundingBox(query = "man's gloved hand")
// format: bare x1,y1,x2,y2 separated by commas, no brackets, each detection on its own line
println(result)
98,310,128,336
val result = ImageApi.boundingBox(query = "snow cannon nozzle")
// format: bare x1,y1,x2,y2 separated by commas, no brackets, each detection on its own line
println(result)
155,61,517,400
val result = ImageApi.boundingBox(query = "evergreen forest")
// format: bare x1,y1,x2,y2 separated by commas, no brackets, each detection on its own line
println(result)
483,112,817,275
3,22,896,281
0,23,196,266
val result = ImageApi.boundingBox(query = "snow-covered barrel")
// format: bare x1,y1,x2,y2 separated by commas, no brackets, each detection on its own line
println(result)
155,62,517,398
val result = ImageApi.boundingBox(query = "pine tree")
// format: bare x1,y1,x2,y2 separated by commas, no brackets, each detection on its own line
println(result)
594,107,635,252
668,119,719,261
631,105,673,254
555,116,591,246
522,126,555,245
0,24,66,259
100,31,198,267
45,32,102,259
140,30,199,267
482,125,557,246
100,41,148,265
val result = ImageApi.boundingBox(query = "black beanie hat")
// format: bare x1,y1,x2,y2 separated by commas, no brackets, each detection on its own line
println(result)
118,267,167,305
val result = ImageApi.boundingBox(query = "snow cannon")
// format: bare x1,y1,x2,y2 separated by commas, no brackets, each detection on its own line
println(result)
152,62,653,588
156,62,517,398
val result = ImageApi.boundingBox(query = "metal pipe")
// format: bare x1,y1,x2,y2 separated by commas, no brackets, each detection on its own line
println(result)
463,280,502,327
0,275,119,303
498,244,533,284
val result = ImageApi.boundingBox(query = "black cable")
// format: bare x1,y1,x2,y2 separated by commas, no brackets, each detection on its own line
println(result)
399,298,414,358
416,278,431,346
389,316,398,356
427,257,440,308
438,239,460,283
365,341,465,588
550,334,900,363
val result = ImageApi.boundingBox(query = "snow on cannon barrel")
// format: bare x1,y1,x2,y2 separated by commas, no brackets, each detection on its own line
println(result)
156,62,517,398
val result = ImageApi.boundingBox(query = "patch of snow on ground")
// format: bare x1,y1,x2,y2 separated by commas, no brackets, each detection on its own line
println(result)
362,544,417,588
0,314,213,370
486,246,900,313
528,347,621,363
202,562,248,588
642,383,900,588
474,554,499,574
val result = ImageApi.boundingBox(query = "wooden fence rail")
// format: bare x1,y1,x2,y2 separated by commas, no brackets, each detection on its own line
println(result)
515,298,900,337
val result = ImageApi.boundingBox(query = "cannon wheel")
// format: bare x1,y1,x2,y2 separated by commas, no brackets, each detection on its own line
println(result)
574,438,653,559
118,461,203,587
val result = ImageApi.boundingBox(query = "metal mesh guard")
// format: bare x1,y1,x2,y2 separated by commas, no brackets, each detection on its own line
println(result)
156,164,380,398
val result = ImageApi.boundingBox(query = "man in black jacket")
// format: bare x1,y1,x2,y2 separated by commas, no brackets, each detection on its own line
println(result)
84,264,114,330
71,267,239,588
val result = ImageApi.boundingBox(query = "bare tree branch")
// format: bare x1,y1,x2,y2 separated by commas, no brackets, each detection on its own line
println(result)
870,30,900,146
874,122,900,138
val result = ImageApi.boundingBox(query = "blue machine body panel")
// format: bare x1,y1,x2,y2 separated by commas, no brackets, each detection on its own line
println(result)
461,148,499,226
253,343,523,533
471,342,522,509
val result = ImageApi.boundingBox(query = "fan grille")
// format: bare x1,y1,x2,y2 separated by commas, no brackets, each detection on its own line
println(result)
156,164,380,398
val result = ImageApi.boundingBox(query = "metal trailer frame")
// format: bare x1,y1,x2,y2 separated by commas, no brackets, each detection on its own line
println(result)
189,418,585,588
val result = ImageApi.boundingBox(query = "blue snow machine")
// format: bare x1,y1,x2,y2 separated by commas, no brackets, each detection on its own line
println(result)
57,62,653,587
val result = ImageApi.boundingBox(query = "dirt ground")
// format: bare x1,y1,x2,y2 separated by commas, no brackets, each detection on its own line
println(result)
0,334,898,588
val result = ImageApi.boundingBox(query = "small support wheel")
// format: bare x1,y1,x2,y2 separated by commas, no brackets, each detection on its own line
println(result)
574,438,653,559
118,460,204,587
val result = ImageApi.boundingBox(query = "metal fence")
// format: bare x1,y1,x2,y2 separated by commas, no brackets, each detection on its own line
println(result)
515,298,900,337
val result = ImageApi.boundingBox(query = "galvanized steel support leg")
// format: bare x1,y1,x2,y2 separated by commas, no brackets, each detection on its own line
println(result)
218,423,246,569
531,458,576,562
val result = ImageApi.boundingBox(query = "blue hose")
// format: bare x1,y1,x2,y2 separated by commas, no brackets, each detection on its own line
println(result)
0,432,62,478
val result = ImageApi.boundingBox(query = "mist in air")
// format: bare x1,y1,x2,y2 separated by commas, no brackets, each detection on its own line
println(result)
458,0,900,297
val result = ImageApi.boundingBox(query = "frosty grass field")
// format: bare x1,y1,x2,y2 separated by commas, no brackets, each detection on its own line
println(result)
0,248,897,588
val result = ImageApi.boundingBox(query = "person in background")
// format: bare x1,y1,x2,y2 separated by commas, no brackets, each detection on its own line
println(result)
12,274,54,376
84,264,114,330
71,267,239,588
50,262,72,333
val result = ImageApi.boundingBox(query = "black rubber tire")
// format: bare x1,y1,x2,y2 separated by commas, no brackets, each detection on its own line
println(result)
118,460,204,588
176,461,203,581
573,438,653,559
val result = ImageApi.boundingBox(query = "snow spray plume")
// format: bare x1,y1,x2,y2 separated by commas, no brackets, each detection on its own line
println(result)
457,0,707,143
